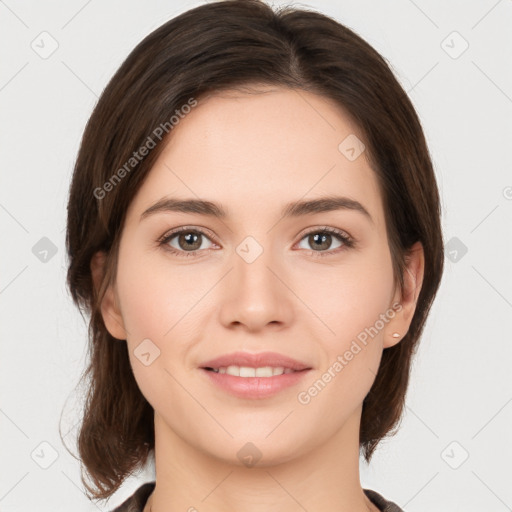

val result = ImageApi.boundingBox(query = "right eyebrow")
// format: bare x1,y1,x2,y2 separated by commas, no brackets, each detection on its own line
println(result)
140,197,227,221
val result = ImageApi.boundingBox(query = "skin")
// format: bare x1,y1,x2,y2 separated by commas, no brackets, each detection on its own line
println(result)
92,86,424,512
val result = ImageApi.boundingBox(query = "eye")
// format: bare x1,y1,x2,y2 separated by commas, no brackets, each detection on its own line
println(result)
158,225,355,259
296,227,354,257
158,226,216,258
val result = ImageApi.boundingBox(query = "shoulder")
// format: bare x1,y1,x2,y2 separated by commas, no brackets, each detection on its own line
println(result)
364,488,405,512
109,482,156,512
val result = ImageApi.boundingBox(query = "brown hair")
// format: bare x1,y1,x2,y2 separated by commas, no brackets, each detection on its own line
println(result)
63,0,444,501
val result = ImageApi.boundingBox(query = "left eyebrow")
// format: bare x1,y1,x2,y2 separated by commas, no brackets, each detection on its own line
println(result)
140,195,373,225
280,196,373,224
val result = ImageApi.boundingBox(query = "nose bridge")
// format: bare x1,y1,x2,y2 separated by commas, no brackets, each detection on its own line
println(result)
233,234,279,296
219,233,292,330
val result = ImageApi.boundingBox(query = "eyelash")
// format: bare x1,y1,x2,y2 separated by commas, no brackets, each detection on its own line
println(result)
157,225,355,259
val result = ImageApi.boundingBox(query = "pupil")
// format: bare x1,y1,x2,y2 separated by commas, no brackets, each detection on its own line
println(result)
311,233,330,250
181,232,200,250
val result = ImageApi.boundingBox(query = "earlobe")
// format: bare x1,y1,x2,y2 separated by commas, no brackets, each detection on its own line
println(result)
90,251,127,341
383,241,425,348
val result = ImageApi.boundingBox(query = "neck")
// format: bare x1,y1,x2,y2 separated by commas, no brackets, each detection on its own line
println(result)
145,405,378,512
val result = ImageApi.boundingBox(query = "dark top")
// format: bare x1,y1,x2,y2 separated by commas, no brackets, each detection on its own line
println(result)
110,481,405,511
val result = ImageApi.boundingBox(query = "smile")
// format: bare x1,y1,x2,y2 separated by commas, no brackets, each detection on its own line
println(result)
201,367,311,399
205,365,298,377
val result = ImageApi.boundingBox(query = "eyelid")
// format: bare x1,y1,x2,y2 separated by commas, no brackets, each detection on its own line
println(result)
297,225,352,241
158,225,218,244
294,225,355,256
156,225,218,258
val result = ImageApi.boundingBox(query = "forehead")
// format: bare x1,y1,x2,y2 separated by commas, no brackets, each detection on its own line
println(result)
126,87,385,229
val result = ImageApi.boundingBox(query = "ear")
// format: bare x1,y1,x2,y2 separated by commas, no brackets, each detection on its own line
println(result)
90,251,127,341
383,241,425,349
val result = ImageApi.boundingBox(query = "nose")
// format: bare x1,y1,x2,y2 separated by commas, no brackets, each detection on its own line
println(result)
218,243,294,332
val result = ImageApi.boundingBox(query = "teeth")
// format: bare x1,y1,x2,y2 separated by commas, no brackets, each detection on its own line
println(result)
210,365,296,377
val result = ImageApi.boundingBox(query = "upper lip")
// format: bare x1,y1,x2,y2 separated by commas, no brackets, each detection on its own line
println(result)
200,351,312,371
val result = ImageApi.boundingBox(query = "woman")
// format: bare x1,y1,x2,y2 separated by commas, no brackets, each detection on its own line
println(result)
64,1,444,511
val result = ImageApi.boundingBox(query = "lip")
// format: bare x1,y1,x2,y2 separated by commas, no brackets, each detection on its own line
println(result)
201,367,312,399
200,351,312,372
199,351,313,400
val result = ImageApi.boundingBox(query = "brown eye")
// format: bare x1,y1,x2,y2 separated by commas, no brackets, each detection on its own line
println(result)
159,227,215,257
296,227,354,257
305,232,339,251
175,231,203,251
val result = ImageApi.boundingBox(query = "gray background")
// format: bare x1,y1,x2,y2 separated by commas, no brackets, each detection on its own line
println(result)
1,0,511,510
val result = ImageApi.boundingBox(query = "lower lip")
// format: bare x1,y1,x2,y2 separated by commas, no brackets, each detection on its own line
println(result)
200,368,311,399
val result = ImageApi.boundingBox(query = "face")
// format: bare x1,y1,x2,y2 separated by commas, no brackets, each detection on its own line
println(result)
98,86,422,466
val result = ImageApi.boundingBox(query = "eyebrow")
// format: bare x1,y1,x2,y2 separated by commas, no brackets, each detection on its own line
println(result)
140,195,373,224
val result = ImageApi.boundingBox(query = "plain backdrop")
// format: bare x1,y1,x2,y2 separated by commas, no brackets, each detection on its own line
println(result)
1,0,511,511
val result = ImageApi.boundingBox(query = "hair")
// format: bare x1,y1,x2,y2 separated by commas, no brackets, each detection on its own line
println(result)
63,0,444,501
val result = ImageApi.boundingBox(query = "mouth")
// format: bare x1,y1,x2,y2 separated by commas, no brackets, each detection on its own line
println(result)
200,364,312,399
202,366,309,377
198,351,312,399
199,350,312,374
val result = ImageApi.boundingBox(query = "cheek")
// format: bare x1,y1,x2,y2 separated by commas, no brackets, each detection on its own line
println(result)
115,253,192,408
294,255,395,419
116,245,187,340
118,273,169,341
115,249,207,381
306,250,395,331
